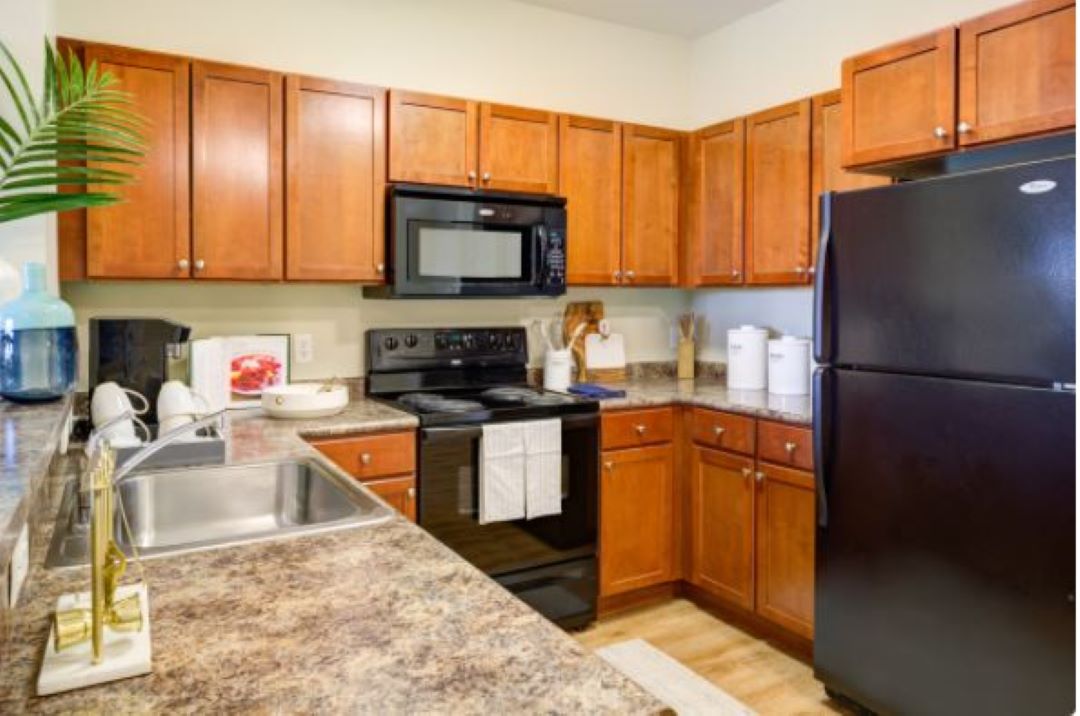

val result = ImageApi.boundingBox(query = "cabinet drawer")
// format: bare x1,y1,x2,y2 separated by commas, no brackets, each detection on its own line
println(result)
757,421,814,471
691,409,755,455
602,408,674,450
310,431,416,480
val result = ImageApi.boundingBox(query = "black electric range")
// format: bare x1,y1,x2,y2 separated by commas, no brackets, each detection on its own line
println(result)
365,327,599,630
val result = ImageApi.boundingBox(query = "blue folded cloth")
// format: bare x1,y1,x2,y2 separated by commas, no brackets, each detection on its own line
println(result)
568,383,627,399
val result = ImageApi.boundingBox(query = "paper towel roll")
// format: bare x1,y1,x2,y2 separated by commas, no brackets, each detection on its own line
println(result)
727,325,768,390
768,335,811,395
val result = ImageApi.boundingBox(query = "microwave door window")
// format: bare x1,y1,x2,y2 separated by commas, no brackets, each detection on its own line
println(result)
417,227,523,279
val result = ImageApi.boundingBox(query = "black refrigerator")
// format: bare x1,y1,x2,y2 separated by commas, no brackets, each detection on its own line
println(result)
813,155,1076,715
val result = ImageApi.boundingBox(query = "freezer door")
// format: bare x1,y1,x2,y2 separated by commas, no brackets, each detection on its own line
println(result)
817,156,1074,384
814,368,1075,716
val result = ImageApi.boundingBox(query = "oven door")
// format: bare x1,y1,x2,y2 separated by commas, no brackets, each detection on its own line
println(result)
418,413,598,627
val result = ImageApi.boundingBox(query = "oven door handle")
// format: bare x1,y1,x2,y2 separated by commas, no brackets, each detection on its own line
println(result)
420,412,598,444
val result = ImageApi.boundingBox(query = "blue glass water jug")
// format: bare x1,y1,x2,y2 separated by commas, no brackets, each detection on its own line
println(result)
0,262,77,402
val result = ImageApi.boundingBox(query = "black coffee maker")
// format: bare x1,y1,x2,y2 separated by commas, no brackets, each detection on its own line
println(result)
89,318,192,425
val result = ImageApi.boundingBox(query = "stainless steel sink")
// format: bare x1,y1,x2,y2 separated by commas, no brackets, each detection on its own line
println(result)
46,459,393,568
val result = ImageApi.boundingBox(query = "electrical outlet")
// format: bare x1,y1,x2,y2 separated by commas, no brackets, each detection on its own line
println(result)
294,333,314,364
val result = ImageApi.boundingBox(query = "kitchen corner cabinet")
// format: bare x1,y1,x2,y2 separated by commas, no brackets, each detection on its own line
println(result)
600,408,676,597
810,91,890,265
286,76,387,281
388,91,558,192
958,0,1075,147
559,115,622,285
687,119,745,286
58,41,191,280
622,124,681,286
745,100,811,285
309,431,417,522
192,61,284,280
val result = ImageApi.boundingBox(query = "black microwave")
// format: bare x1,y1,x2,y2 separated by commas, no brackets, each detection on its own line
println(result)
365,184,567,298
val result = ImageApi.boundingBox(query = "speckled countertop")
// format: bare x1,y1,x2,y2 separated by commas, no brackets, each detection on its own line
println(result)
599,378,813,426
0,399,665,714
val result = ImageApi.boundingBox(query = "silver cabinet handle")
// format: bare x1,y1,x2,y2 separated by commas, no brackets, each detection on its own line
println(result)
795,266,806,275
741,467,752,478
731,269,741,278
807,266,816,276
755,471,765,484
713,426,726,438
360,453,372,466
613,270,622,282
467,170,477,181
376,263,384,274
178,258,190,271
407,487,416,499
957,121,972,135
933,126,948,139
784,441,797,455
194,259,205,271
482,172,491,182
625,270,636,280
604,461,614,471
634,424,647,436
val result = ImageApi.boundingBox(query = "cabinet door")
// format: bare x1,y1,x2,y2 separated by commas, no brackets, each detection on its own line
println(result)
81,44,190,279
810,91,890,266
841,29,957,167
388,90,477,187
958,0,1075,147
622,125,681,286
366,475,417,522
286,76,386,282
689,446,755,609
688,119,744,286
755,462,815,639
192,61,283,280
479,103,558,193
559,115,622,285
600,444,674,596
745,100,811,285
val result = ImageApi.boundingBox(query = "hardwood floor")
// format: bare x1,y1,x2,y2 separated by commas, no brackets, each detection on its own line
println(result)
577,599,847,715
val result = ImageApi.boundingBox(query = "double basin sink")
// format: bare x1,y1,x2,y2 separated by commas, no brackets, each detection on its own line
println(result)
46,458,393,568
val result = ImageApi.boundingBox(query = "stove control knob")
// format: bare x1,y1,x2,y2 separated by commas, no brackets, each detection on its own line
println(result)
383,336,399,351
404,334,418,349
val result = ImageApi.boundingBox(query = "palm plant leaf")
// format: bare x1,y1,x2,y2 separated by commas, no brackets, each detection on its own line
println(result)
0,39,147,223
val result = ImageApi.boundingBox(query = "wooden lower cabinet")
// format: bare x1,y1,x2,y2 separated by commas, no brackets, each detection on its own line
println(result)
366,475,417,522
600,442,675,597
689,446,755,609
755,461,815,638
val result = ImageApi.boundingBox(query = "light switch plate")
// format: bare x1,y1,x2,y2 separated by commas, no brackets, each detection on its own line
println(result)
294,333,314,364
9,523,29,607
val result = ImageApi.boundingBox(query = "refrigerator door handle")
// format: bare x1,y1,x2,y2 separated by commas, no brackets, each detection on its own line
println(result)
813,192,834,364
813,367,832,528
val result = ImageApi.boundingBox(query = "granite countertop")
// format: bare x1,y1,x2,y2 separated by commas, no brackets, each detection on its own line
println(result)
0,399,664,714
599,378,812,426
0,397,73,575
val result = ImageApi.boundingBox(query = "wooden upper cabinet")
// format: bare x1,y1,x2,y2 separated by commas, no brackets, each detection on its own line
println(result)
958,0,1075,147
688,119,745,286
745,100,811,285
842,29,957,167
622,124,681,286
690,446,756,609
79,43,190,279
388,90,477,187
192,61,283,280
479,103,558,193
755,462,815,639
811,91,890,264
559,115,622,285
600,443,675,596
286,76,386,282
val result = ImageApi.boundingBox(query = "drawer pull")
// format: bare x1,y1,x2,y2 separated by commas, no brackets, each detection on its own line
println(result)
634,424,647,436
741,467,752,478
604,461,614,471
784,441,797,455
755,471,765,484
713,426,726,438
360,453,372,466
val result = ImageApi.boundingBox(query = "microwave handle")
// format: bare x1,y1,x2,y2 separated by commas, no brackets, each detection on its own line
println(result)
535,224,547,285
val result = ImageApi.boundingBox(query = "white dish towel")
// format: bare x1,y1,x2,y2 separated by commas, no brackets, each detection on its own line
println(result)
525,418,562,519
479,422,526,524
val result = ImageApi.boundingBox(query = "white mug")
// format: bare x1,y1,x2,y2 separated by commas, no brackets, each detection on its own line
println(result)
91,382,149,428
157,381,208,423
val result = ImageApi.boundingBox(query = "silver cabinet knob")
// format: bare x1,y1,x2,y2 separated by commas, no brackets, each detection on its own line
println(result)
713,426,726,438
194,259,205,271
755,471,765,484
178,258,190,271
933,126,948,139
407,487,416,499
613,270,622,282
467,170,477,180
360,453,372,466
784,441,797,455
634,424,647,436
741,467,752,478
625,270,636,280
795,266,806,275
957,121,972,134
731,269,741,278
604,461,614,471
376,263,384,274
807,266,816,276
482,172,491,182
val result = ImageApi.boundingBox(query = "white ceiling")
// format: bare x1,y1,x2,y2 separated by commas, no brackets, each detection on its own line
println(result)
513,0,784,38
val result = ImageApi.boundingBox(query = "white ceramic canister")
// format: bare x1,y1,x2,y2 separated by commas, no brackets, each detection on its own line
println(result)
543,348,573,392
727,325,768,390
768,335,811,395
